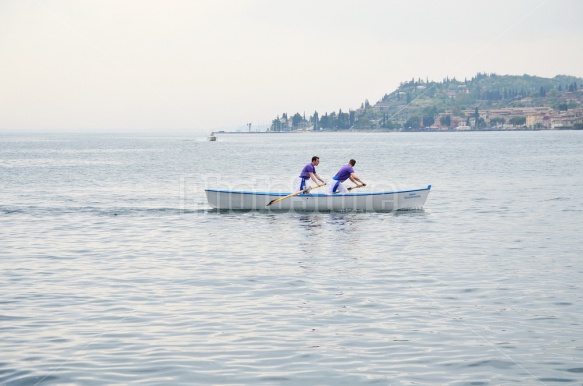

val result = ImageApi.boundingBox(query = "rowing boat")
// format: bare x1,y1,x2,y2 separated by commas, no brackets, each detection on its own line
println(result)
205,185,431,211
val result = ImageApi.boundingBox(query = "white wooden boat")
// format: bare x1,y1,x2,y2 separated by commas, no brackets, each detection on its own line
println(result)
205,185,431,211
208,132,217,141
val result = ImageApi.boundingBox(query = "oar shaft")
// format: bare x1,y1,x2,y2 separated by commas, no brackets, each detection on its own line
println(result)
266,183,326,206
347,183,366,191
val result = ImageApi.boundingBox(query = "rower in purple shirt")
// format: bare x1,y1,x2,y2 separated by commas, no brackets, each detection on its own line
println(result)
326,159,366,194
294,156,326,192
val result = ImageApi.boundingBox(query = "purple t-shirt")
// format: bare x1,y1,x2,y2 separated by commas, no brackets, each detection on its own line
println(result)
299,163,316,179
334,164,354,182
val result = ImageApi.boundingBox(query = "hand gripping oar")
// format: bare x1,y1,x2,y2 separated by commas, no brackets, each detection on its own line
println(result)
266,182,327,206
347,183,366,191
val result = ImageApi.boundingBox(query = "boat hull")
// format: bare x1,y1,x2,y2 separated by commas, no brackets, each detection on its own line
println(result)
205,185,431,212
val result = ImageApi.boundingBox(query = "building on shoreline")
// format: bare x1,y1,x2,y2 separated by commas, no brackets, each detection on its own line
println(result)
434,106,583,130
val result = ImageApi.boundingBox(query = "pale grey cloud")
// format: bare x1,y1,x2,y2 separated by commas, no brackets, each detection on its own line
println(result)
0,0,581,132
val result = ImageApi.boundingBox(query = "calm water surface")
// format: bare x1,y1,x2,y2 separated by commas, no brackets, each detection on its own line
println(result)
1,131,582,385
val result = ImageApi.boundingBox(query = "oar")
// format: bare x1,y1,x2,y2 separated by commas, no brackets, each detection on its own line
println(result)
347,183,366,191
266,183,327,206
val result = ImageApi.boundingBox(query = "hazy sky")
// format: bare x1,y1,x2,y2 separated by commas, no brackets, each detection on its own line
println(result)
1,0,582,132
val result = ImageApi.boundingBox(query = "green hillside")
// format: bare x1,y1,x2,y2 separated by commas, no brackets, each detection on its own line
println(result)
270,73,583,131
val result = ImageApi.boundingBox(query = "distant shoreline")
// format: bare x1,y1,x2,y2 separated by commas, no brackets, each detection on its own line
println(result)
215,128,582,134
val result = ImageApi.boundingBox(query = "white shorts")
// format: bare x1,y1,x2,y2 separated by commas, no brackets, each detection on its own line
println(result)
326,179,349,195
293,177,312,192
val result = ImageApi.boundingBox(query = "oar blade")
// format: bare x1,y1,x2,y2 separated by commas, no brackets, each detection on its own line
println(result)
267,192,297,206
267,196,285,206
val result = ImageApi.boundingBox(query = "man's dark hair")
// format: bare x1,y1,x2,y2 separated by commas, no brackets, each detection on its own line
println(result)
349,159,356,166
312,156,319,162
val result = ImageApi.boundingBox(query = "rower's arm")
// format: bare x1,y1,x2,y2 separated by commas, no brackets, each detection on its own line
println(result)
310,172,325,184
350,173,366,186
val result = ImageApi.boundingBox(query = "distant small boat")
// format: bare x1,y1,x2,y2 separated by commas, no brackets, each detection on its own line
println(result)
205,185,431,212
208,132,217,141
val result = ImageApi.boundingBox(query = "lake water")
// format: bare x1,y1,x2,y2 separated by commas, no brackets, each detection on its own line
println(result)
1,131,582,385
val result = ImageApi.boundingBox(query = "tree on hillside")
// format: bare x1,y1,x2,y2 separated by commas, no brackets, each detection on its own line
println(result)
270,116,282,131
472,107,480,128
312,111,319,128
320,113,330,129
490,117,506,127
337,109,351,129
404,116,421,130
422,115,435,127
440,115,451,127
328,112,337,129
291,113,303,128
509,117,526,126
381,113,396,129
